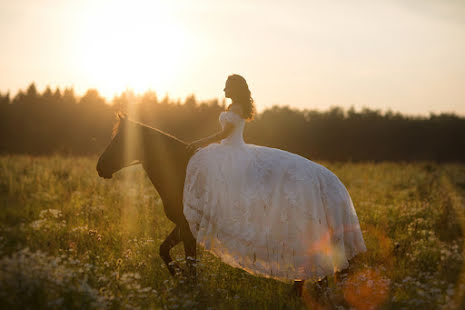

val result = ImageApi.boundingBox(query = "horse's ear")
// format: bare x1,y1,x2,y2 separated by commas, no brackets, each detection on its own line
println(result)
116,111,128,120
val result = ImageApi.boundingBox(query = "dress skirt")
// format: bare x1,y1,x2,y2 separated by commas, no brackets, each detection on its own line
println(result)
183,141,366,282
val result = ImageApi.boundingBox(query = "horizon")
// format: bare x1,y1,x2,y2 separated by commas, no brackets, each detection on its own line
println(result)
2,81,465,118
1,0,464,117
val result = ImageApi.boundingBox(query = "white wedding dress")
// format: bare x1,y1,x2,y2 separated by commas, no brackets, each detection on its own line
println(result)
183,111,366,282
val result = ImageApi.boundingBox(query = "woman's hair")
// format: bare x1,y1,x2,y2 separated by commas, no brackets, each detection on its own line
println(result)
226,74,255,121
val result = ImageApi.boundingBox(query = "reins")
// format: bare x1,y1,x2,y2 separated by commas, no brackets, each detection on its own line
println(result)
127,160,142,167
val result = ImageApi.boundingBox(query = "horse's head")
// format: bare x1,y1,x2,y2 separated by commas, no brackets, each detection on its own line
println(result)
96,112,144,179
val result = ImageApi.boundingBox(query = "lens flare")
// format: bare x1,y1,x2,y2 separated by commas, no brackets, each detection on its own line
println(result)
342,268,390,310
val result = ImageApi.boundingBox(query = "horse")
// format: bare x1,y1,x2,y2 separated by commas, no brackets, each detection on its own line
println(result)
96,112,306,296
96,112,196,277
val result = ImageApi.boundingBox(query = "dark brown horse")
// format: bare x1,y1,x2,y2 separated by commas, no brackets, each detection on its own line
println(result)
96,113,196,277
97,113,305,296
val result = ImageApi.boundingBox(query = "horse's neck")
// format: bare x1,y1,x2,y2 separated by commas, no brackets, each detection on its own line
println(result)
141,127,189,203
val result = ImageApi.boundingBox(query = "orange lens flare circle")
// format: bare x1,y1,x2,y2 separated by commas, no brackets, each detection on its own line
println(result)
342,268,390,310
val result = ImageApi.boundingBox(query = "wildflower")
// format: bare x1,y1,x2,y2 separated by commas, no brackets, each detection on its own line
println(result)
124,249,132,259
97,275,108,282
68,242,76,252
138,287,151,293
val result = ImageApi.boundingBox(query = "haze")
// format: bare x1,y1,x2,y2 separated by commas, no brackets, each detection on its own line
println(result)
1,0,464,115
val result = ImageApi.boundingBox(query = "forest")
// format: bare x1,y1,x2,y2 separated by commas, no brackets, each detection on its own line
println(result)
1,83,464,161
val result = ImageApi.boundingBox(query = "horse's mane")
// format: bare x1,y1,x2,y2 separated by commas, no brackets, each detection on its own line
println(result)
112,116,187,145
112,117,122,138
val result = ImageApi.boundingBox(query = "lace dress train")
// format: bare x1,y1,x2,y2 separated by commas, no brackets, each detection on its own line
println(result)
183,111,366,282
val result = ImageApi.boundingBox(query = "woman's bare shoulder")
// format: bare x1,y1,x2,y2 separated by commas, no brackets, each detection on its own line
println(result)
227,104,244,118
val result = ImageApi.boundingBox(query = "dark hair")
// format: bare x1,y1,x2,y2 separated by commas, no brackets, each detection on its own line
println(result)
226,74,255,121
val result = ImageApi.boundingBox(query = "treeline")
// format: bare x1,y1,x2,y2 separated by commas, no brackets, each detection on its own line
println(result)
1,83,464,162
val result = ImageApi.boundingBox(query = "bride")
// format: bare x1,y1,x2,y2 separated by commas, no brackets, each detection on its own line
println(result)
183,74,366,293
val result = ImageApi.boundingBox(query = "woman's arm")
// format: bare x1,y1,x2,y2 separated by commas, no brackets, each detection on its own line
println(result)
186,123,234,153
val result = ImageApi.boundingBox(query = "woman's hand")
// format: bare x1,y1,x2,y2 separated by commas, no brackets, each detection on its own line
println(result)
186,140,203,154
186,125,233,154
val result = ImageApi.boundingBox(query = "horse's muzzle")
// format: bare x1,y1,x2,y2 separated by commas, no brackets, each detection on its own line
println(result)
96,166,113,179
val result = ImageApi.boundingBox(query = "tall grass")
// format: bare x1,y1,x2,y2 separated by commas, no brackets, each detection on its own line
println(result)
0,155,464,309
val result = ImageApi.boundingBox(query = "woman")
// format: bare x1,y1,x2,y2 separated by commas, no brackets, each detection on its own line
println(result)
183,74,366,293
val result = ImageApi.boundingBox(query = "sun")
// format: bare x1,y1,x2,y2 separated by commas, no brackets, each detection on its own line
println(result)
77,0,189,98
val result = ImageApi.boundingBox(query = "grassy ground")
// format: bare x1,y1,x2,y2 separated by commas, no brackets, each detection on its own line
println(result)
0,155,464,309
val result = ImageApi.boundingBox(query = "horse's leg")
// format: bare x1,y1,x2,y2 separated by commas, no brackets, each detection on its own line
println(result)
180,222,197,279
293,280,304,297
159,226,183,276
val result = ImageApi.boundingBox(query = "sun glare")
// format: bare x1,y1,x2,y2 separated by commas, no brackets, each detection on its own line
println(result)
77,0,189,98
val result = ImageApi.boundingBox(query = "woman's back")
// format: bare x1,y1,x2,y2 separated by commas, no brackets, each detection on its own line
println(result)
218,110,245,146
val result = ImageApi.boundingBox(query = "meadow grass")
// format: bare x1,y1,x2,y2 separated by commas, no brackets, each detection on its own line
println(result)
0,155,464,309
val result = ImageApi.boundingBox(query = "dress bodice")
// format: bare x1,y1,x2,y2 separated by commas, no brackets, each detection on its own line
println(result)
219,111,246,146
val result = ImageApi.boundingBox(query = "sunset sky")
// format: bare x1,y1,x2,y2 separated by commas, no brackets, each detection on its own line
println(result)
1,0,464,115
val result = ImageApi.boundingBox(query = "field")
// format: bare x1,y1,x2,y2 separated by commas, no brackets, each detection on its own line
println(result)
0,155,464,309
